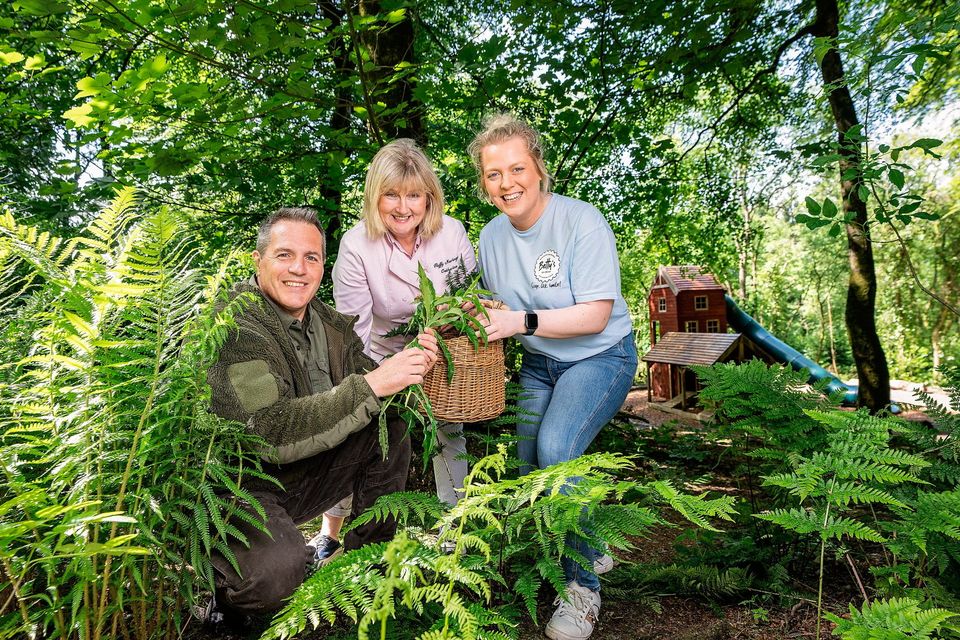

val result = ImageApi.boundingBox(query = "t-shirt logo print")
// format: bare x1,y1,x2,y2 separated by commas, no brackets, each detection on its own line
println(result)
533,250,561,284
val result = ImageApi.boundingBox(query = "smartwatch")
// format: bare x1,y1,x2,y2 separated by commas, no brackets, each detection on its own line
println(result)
523,311,538,336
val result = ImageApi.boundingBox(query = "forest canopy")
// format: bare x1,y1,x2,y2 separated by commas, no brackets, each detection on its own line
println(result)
2,0,957,392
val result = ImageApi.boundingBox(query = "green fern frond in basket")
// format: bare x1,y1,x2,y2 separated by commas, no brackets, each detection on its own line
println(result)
377,263,495,467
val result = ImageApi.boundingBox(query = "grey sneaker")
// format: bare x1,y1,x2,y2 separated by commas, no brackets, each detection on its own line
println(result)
192,596,224,626
545,581,600,640
593,553,615,575
307,534,343,568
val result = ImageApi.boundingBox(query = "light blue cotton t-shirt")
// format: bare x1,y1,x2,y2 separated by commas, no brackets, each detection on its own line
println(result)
478,193,633,362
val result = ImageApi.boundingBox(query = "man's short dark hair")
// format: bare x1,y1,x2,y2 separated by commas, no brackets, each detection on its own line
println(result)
256,207,326,257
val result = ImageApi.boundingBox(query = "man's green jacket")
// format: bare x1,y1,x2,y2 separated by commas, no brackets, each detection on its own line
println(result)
207,282,382,466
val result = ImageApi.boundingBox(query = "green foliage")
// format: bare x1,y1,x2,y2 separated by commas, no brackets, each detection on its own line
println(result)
378,263,494,466
694,360,960,634
797,129,945,236
870,366,960,602
754,409,935,637
907,365,960,487
825,597,959,639
604,563,753,611
0,189,268,639
264,445,738,639
696,359,839,470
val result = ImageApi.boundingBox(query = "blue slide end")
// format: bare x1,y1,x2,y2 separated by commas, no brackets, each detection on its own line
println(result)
725,294,859,405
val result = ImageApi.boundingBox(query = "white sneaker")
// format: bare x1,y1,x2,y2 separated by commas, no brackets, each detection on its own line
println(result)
545,581,600,640
593,553,615,575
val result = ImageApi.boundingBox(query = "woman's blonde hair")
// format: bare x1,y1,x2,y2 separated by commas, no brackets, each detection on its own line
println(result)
363,139,445,239
466,114,552,204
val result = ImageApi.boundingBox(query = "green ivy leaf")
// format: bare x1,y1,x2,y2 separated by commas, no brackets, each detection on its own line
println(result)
0,51,25,65
804,196,821,216
62,103,96,127
888,168,905,190
822,198,838,218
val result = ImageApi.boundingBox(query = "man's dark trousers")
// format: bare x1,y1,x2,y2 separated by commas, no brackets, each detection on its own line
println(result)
211,416,410,614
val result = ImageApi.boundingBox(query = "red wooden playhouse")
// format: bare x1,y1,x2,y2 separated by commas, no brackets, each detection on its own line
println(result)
642,266,860,417
643,266,760,415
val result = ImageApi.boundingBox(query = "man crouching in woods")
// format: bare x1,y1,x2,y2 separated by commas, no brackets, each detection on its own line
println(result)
205,207,438,625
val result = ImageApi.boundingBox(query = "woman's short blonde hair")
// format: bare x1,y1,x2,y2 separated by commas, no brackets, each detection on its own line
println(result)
363,139,445,239
467,114,553,204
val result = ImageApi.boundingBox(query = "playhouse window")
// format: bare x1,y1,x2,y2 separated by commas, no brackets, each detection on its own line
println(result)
684,320,698,332
653,321,661,343
706,319,720,333
658,298,666,312
695,295,708,310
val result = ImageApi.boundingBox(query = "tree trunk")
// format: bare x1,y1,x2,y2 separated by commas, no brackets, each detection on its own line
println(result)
736,165,751,302
811,0,890,412
826,293,838,374
812,266,827,360
317,1,358,263
357,0,425,144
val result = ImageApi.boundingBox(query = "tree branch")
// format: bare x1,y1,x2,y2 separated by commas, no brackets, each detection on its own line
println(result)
677,22,817,163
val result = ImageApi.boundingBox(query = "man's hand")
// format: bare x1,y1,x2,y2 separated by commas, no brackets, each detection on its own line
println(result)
364,330,439,397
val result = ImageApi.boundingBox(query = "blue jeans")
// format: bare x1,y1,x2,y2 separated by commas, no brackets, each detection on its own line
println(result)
517,333,638,591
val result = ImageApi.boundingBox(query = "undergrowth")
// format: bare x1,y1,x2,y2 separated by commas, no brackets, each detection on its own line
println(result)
263,445,737,639
0,190,267,639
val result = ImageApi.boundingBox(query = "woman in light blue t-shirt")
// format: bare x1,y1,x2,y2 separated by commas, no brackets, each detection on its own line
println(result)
468,114,637,640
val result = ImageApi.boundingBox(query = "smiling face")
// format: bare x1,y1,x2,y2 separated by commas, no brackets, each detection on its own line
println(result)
377,182,428,245
479,136,548,231
252,220,324,321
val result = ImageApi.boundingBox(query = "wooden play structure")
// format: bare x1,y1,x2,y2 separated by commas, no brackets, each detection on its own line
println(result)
642,266,772,418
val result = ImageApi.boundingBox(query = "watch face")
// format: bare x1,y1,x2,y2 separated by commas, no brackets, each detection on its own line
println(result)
525,312,538,334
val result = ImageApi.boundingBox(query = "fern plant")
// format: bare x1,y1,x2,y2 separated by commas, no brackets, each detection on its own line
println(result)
0,190,269,639
263,445,737,640
695,359,841,468
603,562,753,613
755,409,929,639
688,360,856,585
825,597,959,639
869,365,960,606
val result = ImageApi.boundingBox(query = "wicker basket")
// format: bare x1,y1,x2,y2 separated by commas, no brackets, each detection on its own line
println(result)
422,336,505,422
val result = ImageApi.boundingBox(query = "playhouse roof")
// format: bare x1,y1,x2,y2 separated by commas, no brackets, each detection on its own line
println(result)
652,265,724,296
641,332,741,366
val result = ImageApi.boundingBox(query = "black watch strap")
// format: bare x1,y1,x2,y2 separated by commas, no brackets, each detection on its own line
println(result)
523,311,538,336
